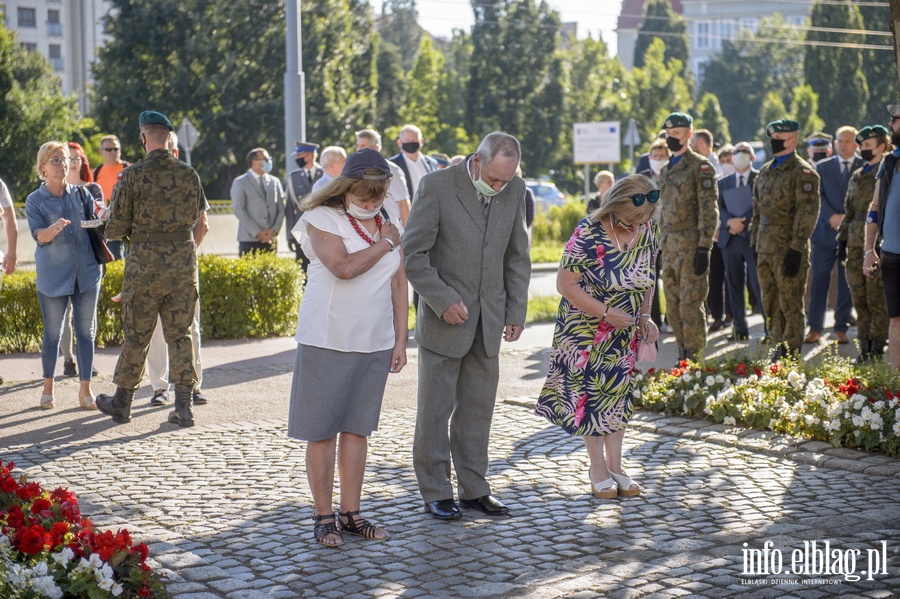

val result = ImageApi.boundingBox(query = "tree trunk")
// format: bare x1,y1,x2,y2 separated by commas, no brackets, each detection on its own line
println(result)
892,0,900,87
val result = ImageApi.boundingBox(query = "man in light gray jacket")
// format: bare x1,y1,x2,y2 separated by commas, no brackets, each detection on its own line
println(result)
231,147,285,256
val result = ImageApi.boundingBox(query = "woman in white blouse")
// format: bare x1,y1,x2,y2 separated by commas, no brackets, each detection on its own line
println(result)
288,149,407,547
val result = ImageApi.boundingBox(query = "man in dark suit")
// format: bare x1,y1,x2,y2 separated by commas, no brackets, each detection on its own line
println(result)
389,124,439,200
284,141,322,272
404,132,531,521
806,126,863,344
718,142,765,340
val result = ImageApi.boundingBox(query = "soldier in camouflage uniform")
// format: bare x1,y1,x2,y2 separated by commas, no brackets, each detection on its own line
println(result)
657,112,719,361
750,119,820,359
97,111,208,427
837,125,889,362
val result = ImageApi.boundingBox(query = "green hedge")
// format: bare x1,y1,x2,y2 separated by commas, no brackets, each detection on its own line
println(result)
0,253,303,353
532,200,586,244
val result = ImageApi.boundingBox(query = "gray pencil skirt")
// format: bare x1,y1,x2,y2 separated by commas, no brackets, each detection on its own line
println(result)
286,343,392,442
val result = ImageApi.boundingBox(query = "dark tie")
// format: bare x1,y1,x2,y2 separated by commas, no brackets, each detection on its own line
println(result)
842,161,850,176
738,175,744,188
259,176,267,198
307,170,313,186
479,193,490,214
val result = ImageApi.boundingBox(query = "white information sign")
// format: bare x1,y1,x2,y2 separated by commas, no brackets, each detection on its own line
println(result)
573,121,621,165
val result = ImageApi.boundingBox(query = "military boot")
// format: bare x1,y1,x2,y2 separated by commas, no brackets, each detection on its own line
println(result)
167,385,194,427
96,387,135,424
855,339,871,365
870,340,886,361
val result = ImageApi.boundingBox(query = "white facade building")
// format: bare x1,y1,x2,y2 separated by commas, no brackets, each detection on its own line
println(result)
2,0,111,114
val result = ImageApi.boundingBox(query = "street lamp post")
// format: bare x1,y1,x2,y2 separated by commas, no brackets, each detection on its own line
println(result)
284,0,306,175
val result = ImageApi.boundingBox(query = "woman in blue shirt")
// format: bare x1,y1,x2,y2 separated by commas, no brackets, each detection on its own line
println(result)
25,141,102,410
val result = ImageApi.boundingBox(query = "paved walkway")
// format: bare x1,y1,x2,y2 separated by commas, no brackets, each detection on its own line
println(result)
1,324,899,598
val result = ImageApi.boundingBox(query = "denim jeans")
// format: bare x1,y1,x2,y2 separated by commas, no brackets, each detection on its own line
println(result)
37,283,100,381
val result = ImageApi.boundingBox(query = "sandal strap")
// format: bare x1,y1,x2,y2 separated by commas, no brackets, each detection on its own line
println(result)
313,513,342,543
338,510,382,539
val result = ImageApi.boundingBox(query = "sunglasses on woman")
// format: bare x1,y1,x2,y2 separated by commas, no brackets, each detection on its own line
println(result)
630,189,660,206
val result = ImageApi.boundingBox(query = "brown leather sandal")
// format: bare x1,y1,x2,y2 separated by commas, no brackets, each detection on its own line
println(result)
337,510,389,541
313,513,343,547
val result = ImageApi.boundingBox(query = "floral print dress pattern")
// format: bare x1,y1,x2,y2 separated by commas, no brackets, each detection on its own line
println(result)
535,217,659,436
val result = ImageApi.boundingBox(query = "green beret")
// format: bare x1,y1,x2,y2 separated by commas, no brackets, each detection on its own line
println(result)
765,119,800,137
138,110,175,131
662,112,693,129
856,125,889,144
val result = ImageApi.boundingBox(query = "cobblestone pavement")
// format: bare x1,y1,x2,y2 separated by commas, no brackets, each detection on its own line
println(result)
3,399,899,599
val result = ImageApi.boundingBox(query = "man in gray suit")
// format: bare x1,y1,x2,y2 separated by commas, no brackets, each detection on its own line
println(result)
231,147,285,256
404,132,531,520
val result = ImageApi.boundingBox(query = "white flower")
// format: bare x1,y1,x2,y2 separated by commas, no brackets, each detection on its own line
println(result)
682,373,693,383
88,553,104,569
852,415,865,428
787,370,805,389
706,375,715,386
715,374,725,384
31,576,63,599
786,411,799,422
749,374,758,383
893,421,900,436
851,394,867,410
767,419,776,430
723,416,736,426
803,414,820,426
826,419,841,431
873,400,884,410
695,371,702,379
52,547,75,567
112,582,124,597
98,578,115,591
633,389,642,398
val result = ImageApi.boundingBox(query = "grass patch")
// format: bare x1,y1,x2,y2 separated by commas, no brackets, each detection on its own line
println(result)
530,241,563,264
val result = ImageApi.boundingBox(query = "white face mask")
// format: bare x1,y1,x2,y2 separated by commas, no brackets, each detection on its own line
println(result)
732,152,752,170
346,202,381,220
649,159,667,174
720,163,736,177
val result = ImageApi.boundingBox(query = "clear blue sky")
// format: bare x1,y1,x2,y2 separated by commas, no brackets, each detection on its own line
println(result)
409,0,621,56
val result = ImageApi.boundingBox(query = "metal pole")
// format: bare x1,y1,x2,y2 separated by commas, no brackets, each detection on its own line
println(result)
584,164,590,198
284,0,306,175
184,149,192,168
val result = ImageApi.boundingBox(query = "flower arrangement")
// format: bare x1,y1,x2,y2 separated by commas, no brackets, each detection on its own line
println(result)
633,351,900,457
0,460,170,598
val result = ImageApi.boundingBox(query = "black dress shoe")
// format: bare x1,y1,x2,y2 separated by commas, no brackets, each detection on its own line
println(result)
63,359,77,377
459,495,510,516
424,499,462,520
727,332,749,341
708,319,724,332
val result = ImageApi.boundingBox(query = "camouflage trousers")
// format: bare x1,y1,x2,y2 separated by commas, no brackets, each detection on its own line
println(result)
113,277,199,390
661,250,708,355
757,251,809,351
846,247,888,345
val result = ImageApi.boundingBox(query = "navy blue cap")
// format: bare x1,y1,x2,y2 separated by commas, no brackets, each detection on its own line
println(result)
342,149,393,180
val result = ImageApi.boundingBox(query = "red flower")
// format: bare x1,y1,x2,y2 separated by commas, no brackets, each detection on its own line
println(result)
132,542,149,563
734,363,748,376
50,487,78,505
838,378,860,397
59,500,81,523
769,364,780,374
573,394,588,426
1,476,17,494
16,481,42,501
50,521,69,547
4,505,26,529
31,497,53,517
679,360,689,368
15,524,50,555
647,368,656,375
754,366,764,378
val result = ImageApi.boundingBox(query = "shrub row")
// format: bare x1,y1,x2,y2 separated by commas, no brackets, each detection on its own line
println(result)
0,253,303,353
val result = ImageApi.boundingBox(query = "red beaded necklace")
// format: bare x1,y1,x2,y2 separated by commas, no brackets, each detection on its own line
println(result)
346,213,383,245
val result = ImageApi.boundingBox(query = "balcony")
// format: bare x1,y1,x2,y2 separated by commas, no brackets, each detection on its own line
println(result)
47,21,62,36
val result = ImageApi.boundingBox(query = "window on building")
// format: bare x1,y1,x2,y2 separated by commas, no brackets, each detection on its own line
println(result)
21,42,37,52
17,7,36,27
49,44,63,71
47,9,62,35
719,20,734,44
741,18,758,35
696,21,711,50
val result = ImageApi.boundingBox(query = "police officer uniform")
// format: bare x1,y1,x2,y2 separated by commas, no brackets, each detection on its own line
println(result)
658,112,719,360
284,140,323,272
837,125,889,361
97,110,207,427
750,119,820,358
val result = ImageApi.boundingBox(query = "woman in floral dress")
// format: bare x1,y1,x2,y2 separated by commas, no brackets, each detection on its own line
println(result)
535,175,660,499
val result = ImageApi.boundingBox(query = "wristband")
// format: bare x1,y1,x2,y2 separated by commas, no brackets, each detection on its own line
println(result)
601,305,609,322
639,313,651,319
864,249,876,257
383,237,396,251
867,211,879,224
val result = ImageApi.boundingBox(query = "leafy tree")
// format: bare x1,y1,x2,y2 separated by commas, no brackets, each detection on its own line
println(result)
692,92,731,146
379,0,423,72
92,0,377,198
627,38,692,152
857,3,894,126
804,0,868,133
401,37,444,140
633,0,689,79
375,40,407,130
700,15,805,143
467,0,562,173
551,34,630,190
432,30,478,156
790,84,825,138
0,24,81,200
757,92,788,141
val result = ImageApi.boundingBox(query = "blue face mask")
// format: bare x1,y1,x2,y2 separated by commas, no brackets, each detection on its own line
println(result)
262,159,273,174
473,162,507,197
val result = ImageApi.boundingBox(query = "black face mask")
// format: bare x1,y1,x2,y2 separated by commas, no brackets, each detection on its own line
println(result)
665,136,683,152
770,139,787,154
812,151,828,163
295,157,308,169
401,141,421,154
891,133,900,146
860,149,876,162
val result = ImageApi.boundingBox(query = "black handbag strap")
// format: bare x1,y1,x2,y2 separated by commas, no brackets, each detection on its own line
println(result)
77,186,94,220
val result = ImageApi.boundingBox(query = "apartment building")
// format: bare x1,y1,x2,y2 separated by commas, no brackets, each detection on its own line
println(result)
2,0,110,114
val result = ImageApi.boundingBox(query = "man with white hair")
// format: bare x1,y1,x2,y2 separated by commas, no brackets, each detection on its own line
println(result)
389,124,438,200
311,146,347,193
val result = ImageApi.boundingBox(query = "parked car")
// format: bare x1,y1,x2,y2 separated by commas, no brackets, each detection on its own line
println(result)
525,179,566,212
